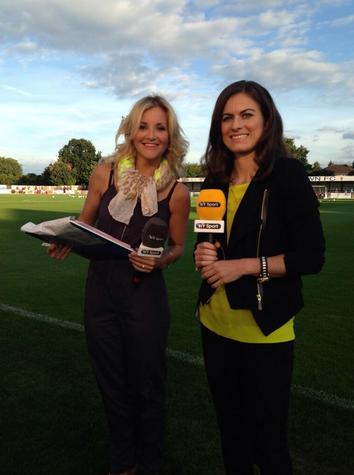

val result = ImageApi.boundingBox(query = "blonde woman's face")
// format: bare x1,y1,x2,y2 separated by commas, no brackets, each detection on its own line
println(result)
133,106,169,165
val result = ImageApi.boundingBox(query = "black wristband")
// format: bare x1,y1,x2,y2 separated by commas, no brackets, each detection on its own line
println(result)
258,256,269,283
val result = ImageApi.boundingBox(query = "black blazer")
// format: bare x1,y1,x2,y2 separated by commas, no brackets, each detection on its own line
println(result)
197,158,326,336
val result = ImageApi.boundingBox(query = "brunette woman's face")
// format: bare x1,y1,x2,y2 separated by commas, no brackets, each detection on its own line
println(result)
221,92,265,159
133,106,169,165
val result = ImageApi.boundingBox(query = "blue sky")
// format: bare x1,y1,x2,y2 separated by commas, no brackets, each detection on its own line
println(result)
1,0,354,174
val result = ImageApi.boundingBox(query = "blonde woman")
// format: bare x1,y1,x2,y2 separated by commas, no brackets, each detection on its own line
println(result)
49,96,190,475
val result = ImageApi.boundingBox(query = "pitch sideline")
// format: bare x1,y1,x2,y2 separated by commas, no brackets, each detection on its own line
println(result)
1,302,353,411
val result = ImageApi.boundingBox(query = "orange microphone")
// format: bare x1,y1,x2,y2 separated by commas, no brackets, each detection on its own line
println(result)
194,189,226,242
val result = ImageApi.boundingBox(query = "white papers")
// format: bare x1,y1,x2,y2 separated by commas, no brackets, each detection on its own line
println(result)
21,217,103,246
70,220,133,251
21,217,133,259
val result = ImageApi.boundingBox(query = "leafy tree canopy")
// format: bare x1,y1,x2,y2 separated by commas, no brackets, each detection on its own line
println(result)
48,161,77,186
56,138,101,187
312,161,322,172
308,161,323,176
19,173,44,185
284,137,311,171
183,162,205,177
0,156,23,185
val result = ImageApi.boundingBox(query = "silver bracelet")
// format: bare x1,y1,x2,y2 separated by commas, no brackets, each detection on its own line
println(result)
257,256,269,283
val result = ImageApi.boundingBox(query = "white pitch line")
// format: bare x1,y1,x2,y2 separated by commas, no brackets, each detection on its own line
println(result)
0,303,84,331
291,384,354,411
1,302,353,411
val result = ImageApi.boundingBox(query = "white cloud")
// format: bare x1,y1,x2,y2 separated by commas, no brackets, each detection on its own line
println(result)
0,2,302,60
1,0,352,99
328,14,354,27
210,0,290,13
1,83,32,96
343,131,354,140
213,49,352,92
1,1,183,53
340,144,354,161
193,0,219,7
258,9,296,28
82,54,162,98
317,126,346,134
1,0,354,172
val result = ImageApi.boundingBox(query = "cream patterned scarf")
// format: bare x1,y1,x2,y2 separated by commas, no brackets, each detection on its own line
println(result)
108,156,174,224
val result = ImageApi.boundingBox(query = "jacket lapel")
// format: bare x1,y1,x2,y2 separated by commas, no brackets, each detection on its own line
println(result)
216,182,229,251
226,179,268,251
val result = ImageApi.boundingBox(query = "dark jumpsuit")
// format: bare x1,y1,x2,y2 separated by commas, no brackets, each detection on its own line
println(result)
84,173,177,475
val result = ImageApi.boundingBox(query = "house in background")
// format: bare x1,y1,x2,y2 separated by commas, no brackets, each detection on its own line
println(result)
323,164,354,176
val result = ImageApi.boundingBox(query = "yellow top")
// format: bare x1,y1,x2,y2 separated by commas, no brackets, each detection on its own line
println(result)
199,183,295,343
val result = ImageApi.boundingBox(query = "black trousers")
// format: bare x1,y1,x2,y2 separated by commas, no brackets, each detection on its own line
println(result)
84,260,170,475
201,324,294,475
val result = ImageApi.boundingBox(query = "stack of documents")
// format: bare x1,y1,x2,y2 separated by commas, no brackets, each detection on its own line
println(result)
21,217,132,260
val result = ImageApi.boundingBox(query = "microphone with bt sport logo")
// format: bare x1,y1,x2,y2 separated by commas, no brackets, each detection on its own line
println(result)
138,217,169,257
194,189,226,243
133,217,169,284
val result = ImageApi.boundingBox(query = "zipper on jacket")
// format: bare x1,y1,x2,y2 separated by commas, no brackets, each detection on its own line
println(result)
256,281,263,311
255,189,269,311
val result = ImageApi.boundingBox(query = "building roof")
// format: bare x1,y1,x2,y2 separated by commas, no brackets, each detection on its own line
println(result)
324,164,354,175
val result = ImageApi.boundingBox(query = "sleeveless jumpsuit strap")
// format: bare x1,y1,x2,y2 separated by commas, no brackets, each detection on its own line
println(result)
108,164,115,189
166,180,178,201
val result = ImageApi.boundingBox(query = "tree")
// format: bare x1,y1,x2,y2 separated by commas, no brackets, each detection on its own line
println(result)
284,138,311,172
308,163,334,176
39,165,52,185
19,173,44,185
48,161,77,186
320,168,334,176
312,161,322,173
308,161,323,176
183,162,204,177
0,156,23,185
57,138,101,187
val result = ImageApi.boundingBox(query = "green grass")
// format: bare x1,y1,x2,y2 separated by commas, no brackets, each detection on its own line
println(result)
1,195,354,474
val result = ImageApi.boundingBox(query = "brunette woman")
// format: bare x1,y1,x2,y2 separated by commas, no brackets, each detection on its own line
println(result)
194,80,325,475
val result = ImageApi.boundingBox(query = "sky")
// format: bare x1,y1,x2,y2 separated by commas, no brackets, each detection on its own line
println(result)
1,0,354,174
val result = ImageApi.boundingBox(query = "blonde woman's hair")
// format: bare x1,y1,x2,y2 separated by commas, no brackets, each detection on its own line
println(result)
104,95,189,178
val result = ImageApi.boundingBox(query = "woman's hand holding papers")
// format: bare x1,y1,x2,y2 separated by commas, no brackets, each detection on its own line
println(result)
47,243,72,260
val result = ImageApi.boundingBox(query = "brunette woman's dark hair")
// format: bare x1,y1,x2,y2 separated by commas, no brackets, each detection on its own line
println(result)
201,80,288,182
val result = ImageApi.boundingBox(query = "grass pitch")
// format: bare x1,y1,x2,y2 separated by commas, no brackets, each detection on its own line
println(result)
0,195,353,474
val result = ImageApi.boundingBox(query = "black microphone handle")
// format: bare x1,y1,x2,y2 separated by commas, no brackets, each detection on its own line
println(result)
206,233,215,243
